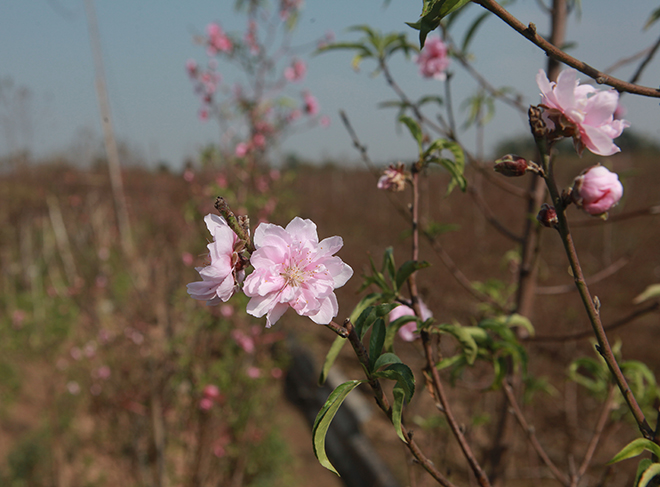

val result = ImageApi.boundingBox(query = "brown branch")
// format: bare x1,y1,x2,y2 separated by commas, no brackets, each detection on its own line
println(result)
535,257,628,295
422,333,493,487
528,300,660,342
468,185,524,242
472,0,660,98
572,386,616,485
627,33,660,88
503,381,571,486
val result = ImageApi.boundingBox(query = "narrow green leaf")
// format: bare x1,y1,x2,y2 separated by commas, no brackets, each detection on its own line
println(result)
608,438,660,464
369,318,387,372
312,380,365,475
437,323,478,365
398,115,424,154
638,462,660,487
395,260,431,291
392,384,408,443
355,306,376,340
349,293,382,324
375,302,400,317
644,7,660,30
318,336,347,386
382,247,397,282
408,0,472,47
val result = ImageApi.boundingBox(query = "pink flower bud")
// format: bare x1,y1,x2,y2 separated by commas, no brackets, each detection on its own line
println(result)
572,165,623,216
199,397,214,411
493,154,529,177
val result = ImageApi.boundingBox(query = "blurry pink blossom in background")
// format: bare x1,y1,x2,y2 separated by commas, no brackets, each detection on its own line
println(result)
243,217,353,327
536,69,629,156
572,165,623,215
199,397,214,411
220,304,234,317
320,115,331,128
247,366,261,379
187,214,244,305
389,300,433,342
207,23,232,55
284,59,307,82
181,252,194,266
303,91,319,116
417,37,450,81
232,329,256,354
235,142,249,158
185,59,198,77
203,384,221,400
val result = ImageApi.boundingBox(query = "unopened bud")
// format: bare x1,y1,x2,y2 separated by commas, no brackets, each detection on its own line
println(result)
494,154,529,177
537,203,558,229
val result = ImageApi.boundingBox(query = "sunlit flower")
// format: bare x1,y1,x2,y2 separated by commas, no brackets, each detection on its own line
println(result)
243,217,353,327
187,214,245,305
377,163,408,192
389,300,433,342
536,69,629,156
572,164,623,216
417,37,450,81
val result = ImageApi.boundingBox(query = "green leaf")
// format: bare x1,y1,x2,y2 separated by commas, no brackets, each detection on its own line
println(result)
312,380,365,475
638,462,660,487
644,7,660,30
437,323,478,365
608,438,660,464
392,384,408,442
395,260,431,291
636,459,655,486
373,352,403,371
372,363,415,402
407,0,472,47
355,306,377,340
369,318,387,372
398,115,424,155
319,336,347,386
504,313,535,337
382,247,397,282
349,293,382,324
633,284,660,304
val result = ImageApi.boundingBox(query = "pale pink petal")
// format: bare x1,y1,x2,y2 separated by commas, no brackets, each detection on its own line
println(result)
285,217,319,243
308,294,339,325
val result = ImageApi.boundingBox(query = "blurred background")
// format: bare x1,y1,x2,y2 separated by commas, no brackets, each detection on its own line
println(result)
1,1,660,486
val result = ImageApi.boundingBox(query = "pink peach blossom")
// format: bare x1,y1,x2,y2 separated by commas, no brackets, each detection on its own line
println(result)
203,384,221,400
284,59,307,82
243,217,353,327
536,69,629,156
199,397,214,411
247,366,261,379
417,37,450,81
187,214,245,305
303,91,319,116
572,165,623,216
207,23,232,55
235,142,249,158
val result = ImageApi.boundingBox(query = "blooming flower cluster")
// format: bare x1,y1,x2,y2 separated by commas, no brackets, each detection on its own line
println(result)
284,59,307,82
571,164,623,216
536,69,629,156
417,37,450,81
207,23,233,55
188,215,353,328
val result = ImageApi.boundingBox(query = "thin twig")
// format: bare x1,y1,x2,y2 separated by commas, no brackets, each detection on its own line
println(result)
503,381,571,486
535,257,628,295
472,0,660,98
528,300,660,342
573,386,616,484
571,204,660,227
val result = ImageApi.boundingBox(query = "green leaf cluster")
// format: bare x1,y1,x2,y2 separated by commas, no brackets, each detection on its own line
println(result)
609,438,660,487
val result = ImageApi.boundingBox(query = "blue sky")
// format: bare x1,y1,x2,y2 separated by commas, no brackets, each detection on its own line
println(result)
1,1,659,168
